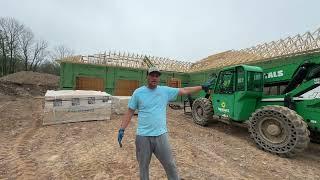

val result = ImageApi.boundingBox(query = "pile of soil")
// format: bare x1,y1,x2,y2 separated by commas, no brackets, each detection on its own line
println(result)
0,71,59,86
0,71,59,96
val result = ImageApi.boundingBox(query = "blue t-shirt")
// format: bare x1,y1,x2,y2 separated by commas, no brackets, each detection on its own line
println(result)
128,85,179,136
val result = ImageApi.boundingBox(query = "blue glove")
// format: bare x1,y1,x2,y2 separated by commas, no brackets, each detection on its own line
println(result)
118,128,125,148
201,82,211,92
202,78,214,92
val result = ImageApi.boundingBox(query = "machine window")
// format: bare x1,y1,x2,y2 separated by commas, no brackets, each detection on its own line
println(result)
247,71,263,92
270,86,278,95
236,67,245,91
264,84,288,95
215,70,234,94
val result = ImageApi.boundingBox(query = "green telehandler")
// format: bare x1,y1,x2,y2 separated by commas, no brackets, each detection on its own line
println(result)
191,59,320,157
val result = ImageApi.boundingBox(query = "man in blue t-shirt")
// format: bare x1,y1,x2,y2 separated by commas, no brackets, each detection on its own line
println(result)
118,66,210,180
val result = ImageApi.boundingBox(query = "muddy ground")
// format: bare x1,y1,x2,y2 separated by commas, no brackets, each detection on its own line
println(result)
0,95,320,180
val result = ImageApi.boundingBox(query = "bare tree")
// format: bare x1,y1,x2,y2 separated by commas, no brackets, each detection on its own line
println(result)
19,27,49,72
20,27,34,71
37,45,73,75
0,29,6,76
51,45,74,61
0,17,24,74
29,40,48,72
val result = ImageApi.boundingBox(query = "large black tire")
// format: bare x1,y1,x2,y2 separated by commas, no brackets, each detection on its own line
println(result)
191,98,214,126
248,105,310,157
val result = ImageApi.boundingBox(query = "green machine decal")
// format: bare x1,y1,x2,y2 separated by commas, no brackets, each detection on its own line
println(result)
217,101,230,115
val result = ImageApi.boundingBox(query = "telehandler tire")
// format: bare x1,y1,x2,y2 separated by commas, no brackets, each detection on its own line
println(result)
191,98,214,126
248,105,310,157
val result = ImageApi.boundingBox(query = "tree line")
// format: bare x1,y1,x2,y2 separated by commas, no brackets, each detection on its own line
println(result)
0,17,74,76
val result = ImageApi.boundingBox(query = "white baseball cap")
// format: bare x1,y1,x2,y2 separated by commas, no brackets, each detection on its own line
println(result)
148,66,161,75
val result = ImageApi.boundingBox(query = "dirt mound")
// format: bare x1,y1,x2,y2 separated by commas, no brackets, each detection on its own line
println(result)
0,71,59,96
0,71,59,86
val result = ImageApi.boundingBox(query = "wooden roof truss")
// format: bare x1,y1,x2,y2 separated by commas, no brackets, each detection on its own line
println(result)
61,28,320,73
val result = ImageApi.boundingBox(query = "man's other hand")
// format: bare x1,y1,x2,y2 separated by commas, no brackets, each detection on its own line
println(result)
201,83,210,92
118,128,125,148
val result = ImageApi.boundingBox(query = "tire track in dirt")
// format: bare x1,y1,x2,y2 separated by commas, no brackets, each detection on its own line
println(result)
0,140,18,179
0,100,22,179
0,102,12,113
9,98,42,179
57,119,131,179
0,101,12,172
167,110,259,178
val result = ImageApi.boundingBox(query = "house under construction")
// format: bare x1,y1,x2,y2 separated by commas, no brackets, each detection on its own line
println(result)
59,27,320,101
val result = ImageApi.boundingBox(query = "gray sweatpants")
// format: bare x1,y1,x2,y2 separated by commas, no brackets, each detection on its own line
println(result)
135,133,179,180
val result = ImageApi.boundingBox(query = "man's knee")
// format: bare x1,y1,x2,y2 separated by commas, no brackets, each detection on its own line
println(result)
139,161,150,168
162,159,177,170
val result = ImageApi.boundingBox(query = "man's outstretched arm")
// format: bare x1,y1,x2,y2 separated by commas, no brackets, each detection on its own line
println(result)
178,86,202,96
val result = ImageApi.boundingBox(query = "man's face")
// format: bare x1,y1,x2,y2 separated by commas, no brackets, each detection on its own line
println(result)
147,72,160,88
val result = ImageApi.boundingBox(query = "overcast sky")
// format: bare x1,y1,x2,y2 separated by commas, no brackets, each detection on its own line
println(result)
1,0,319,62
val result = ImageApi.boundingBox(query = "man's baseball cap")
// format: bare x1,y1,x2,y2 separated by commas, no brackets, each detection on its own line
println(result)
148,66,161,75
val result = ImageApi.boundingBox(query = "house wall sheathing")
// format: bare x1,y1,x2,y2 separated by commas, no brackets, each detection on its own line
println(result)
59,62,190,102
60,52,320,101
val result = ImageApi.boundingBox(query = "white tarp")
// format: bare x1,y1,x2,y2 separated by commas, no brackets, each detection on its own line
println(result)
44,90,111,100
43,90,111,125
